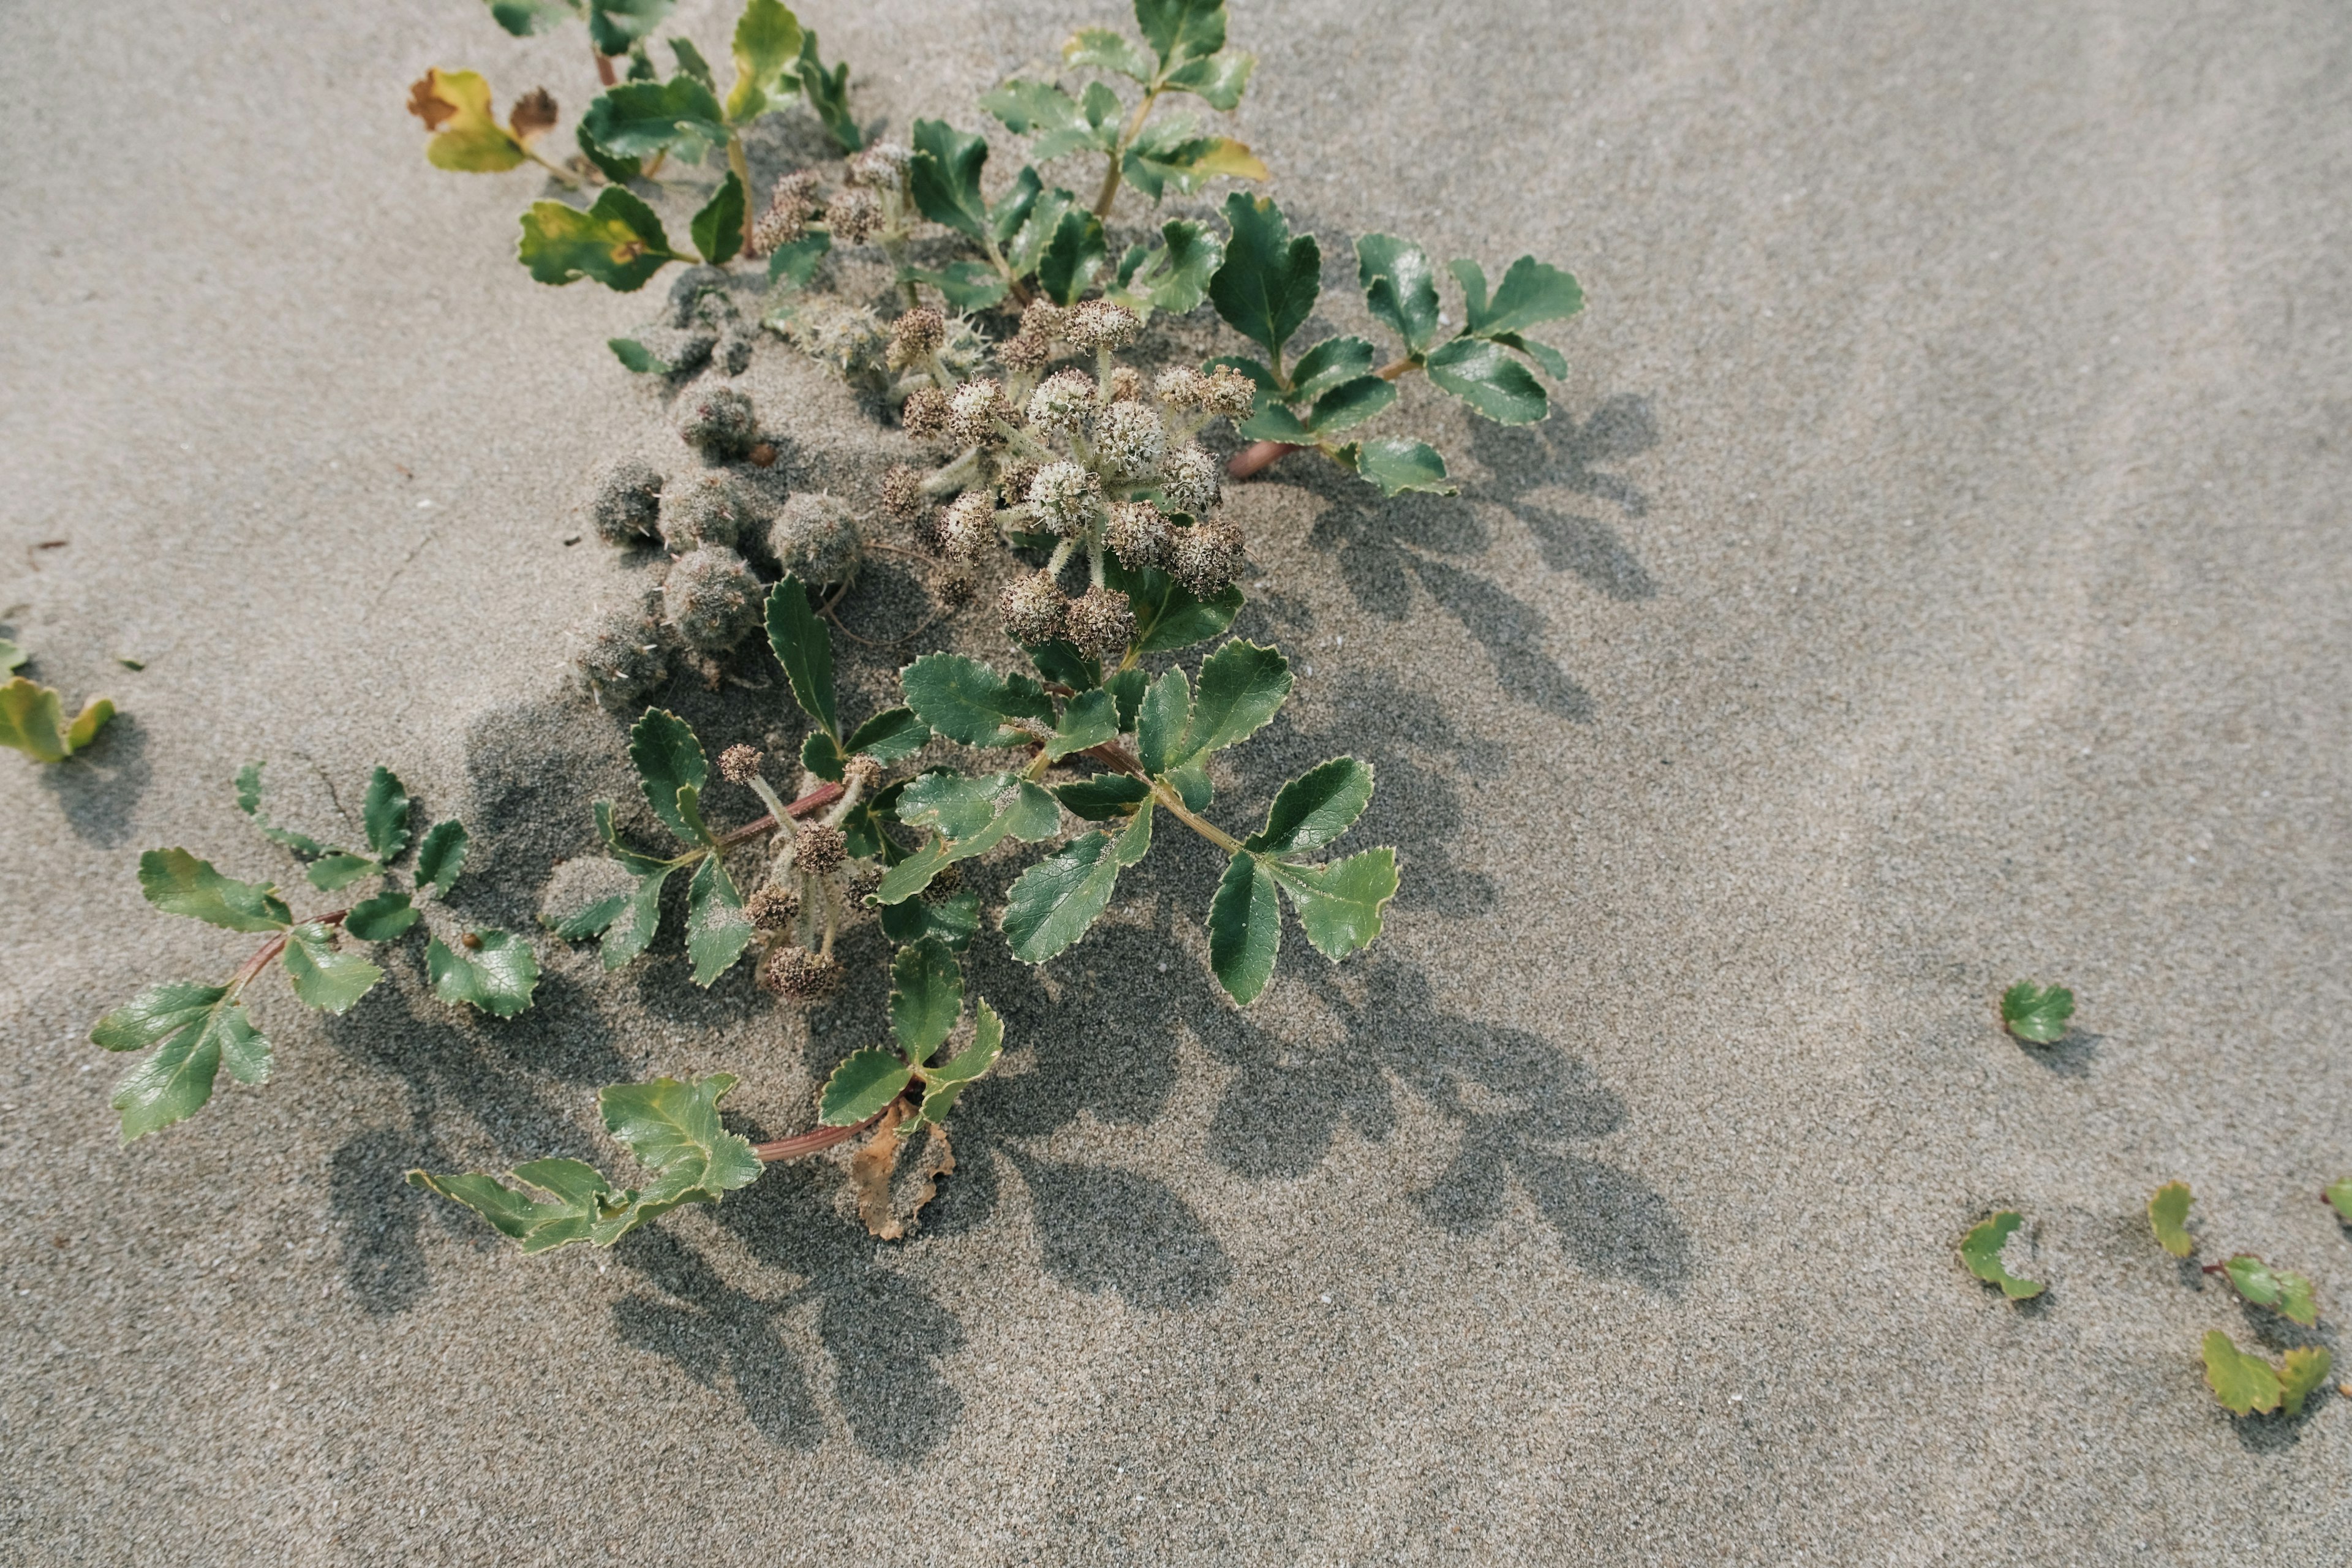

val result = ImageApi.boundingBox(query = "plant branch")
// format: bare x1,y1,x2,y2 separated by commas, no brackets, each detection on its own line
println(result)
230,908,351,992
1227,440,1302,480
1093,88,1162,219
713,782,845,848
1152,779,1245,853
751,1112,879,1162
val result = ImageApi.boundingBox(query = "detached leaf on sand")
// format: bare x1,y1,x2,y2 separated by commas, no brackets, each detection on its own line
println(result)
1959,1211,2045,1300
2000,981,2074,1044
2147,1180,2194,1257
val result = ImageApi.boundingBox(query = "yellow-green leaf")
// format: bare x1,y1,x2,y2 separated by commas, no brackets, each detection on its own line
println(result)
725,0,803,123
2147,1180,2193,1257
407,68,527,172
2280,1345,2332,1417
2202,1330,2282,1416
0,676,69,763
1958,1211,2044,1300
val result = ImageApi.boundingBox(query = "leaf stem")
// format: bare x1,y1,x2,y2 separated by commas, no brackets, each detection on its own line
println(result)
751,1112,879,1162
1093,88,1163,219
228,908,350,992
1227,439,1302,480
522,145,584,189
726,132,756,254
712,782,845,850
1376,355,1420,382
1152,780,1244,853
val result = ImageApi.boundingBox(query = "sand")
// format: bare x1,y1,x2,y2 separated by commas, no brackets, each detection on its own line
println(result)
6,0,2351,1560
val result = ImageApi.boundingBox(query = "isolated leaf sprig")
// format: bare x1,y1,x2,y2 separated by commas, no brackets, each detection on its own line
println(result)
1958,1210,2045,1301
0,640,115,763
1999,981,2075,1044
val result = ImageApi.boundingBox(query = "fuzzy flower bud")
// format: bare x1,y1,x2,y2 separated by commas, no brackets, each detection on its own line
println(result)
589,459,665,546
1201,366,1259,420
1065,298,1141,350
1027,369,1097,437
845,141,911,190
760,945,843,1000
745,883,799,933
1090,400,1167,484
880,464,927,524
1063,586,1136,658
1158,443,1222,516
825,186,882,244
946,378,1011,447
766,493,864,585
1170,518,1246,598
663,546,764,651
1104,500,1173,571
793,823,847,878
900,386,949,439
995,459,1040,508
934,490,997,561
935,571,977,611
1105,366,1144,404
754,171,820,251
843,755,884,792
679,388,758,463
997,332,1052,373
658,472,749,553
1020,300,1070,341
1027,461,1102,538
887,307,945,371
718,744,763,785
999,570,1069,646
567,596,669,704
1153,367,1208,407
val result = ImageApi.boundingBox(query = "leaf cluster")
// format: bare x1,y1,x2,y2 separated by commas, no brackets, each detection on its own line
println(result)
0,639,115,763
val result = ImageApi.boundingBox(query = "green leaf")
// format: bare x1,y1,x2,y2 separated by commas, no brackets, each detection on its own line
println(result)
684,854,750,986
1161,48,1254,110
608,337,673,374
630,707,710,845
1245,758,1374,855
64,698,114,753
1303,374,1398,435
1492,330,1568,379
1958,1211,2045,1301
1208,852,1280,1006
1208,194,1319,360
1001,813,1150,963
138,848,292,933
876,777,1059,904
900,654,1055,747
343,891,420,943
2327,1177,2352,1225
0,677,70,763
2203,1330,2282,1416
889,936,965,1062
1357,233,1441,355
603,865,674,970
899,261,1010,311
1289,336,1377,402
1171,639,1291,767
1005,184,1076,276
1121,124,1265,202
793,29,860,153
405,1159,629,1253
305,853,379,892
426,930,541,1017
1104,554,1244,655
2148,1181,2194,1258
519,187,679,291
595,799,669,876
0,638,23,673
1064,25,1154,82
1038,208,1108,306
586,0,673,55
413,820,469,899
1425,337,1549,424
233,761,326,857
799,729,846,783
1134,666,1189,776
2278,1271,2320,1328
821,1049,913,1125
575,123,642,184
766,228,831,287
1025,640,1102,692
486,0,578,38
1136,0,1227,66
282,922,383,1014
2000,982,2075,1044
1105,668,1148,730
1463,254,1585,338
981,80,1115,160
1055,773,1153,820
358,767,410,862
1266,847,1397,960
927,997,1003,1085
725,0,804,121
762,577,837,737
601,1072,764,1199
845,706,928,763
412,69,526,173
579,77,725,158
107,992,268,1142
1046,688,1120,761
908,119,992,241
897,769,1021,841
668,37,715,86
1109,218,1223,315
1340,437,1455,497
987,164,1045,246
2280,1346,2333,1418
690,170,745,266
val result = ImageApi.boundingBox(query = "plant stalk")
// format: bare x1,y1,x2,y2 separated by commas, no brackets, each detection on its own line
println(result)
751,1112,880,1162
714,782,845,850
1093,88,1163,219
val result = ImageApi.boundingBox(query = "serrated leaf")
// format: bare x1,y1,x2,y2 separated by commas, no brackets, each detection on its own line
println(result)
586,0,672,54
2148,1181,2193,1257
684,854,750,986
1003,823,1133,962
1039,208,1108,306
900,260,1009,310
235,761,326,858
1134,665,1189,775
2000,982,2075,1044
2277,1270,2320,1328
413,820,468,899
578,77,725,158
1055,772,1153,820
793,29,859,153
878,889,981,950
594,799,670,876
360,767,410,861
927,997,1004,1087
982,80,1115,160
725,0,803,122
409,69,527,173
2280,1345,2332,1417
2203,1330,2282,1416
763,577,837,736
1340,437,1456,497
629,707,710,845
92,982,230,1052
1208,851,1280,1006
281,922,383,1013
766,228,831,288
1464,254,1585,338
889,936,965,1062
609,337,671,374
2327,1177,2352,1224
1170,639,1291,767
988,164,1044,245
1303,374,1398,435
1288,336,1377,403
1136,0,1226,66
1161,48,1254,110
1208,193,1319,359
896,769,1020,841
601,1072,763,1196
822,1048,913,1124
0,677,70,763
690,170,745,266
304,852,377,892
1110,217,1223,315
1266,846,1397,961
138,848,291,933
576,123,641,184
900,654,1055,747
1046,688,1120,761
1123,127,1264,202
486,0,577,38
1425,336,1548,424
909,118,992,241
668,37,714,86
1006,185,1077,276
1105,667,1148,729
405,1160,626,1253
1958,1211,2045,1300
1025,640,1102,692
519,187,679,291
602,865,673,969
844,706,927,763
1492,330,1568,379
426,930,541,1016
799,727,846,783
107,990,269,1142
1065,25,1154,82
1103,554,1243,655
344,891,420,943
1357,233,1441,355
1246,758,1374,855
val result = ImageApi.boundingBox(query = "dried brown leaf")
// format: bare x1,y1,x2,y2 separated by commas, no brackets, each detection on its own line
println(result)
407,73,459,130
509,88,559,141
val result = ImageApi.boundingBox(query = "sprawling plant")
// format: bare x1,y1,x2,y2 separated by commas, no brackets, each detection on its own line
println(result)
0,638,115,763
90,764,533,1141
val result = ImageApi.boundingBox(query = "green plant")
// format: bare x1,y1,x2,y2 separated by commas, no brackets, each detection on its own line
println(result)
1999,981,2074,1044
2202,1331,2331,1419
2325,1177,2352,1225
1958,1210,2044,1300
2149,1180,2195,1257
2207,1253,2320,1327
0,639,115,763
89,764,533,1142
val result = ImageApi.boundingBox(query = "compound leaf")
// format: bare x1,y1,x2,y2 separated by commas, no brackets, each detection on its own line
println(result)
586,0,673,55
1357,233,1441,355
1172,639,1291,767
764,576,837,736
1038,208,1109,306
878,888,981,951
1114,217,1224,315
900,654,1055,747
1341,437,1455,497
1425,336,1548,424
725,0,803,122
519,187,679,291
103,990,271,1142
343,890,420,943
594,799,669,876
233,761,327,858
2001,982,2075,1044
601,1072,763,1198
1303,374,1398,435
413,819,469,899
896,769,1019,841
981,79,1112,160
426,930,541,1017
909,118,991,241
900,260,1009,310
1136,0,1226,66
2203,1330,2282,1417
889,935,964,1063
2280,1345,2333,1418
1959,1210,2045,1300
0,677,70,763
1288,335,1377,402
1208,851,1280,1006
1064,24,1154,82
1246,758,1374,855
821,1049,912,1125
578,77,725,158
927,997,1004,1086
92,982,230,1053
1002,826,1129,962
794,29,859,152
282,922,384,1014
361,766,412,862
1267,846,1397,960
405,1159,624,1253
1134,665,1189,775
138,848,291,933
847,706,928,762
629,707,710,845
1122,127,1264,202
1466,255,1584,339
602,865,673,970
1208,193,1319,359
407,68,527,173
1055,772,1153,821
690,170,745,266
1046,688,1120,761
2148,1180,2194,1258
1161,48,1254,110
305,853,379,892
684,854,750,986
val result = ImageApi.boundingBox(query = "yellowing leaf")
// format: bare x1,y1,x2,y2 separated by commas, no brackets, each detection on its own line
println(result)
407,68,527,173
2202,1330,2282,1417
2280,1346,2332,1417
2147,1180,2193,1257
1958,1211,2045,1300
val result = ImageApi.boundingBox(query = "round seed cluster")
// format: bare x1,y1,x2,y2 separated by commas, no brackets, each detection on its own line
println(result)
1000,570,1069,645
1170,518,1246,598
845,141,910,190
1105,500,1173,571
1027,370,1097,437
680,388,758,463
718,744,763,785
901,386,949,439
760,945,843,1000
946,379,1011,447
568,597,670,702
1158,443,1221,515
767,493,864,584
1063,587,1136,657
1028,461,1102,538
934,491,997,561
1090,400,1167,484
793,823,847,878
745,882,799,933
589,459,664,546
887,307,945,372
825,187,882,244
663,546,764,651
880,464,926,524
658,472,749,553
1065,299,1141,350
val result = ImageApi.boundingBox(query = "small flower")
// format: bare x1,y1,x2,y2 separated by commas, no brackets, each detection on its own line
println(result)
825,187,883,244
886,307,945,371
1200,366,1260,420
760,945,843,1000
995,459,1041,508
999,570,1069,645
1020,300,1071,341
718,744,764,785
1027,461,1102,538
946,378,1011,447
845,141,911,190
1027,369,1097,437
1153,367,1208,407
1104,366,1144,404
997,332,1052,373
794,823,848,878
1105,500,1172,571
1170,517,1246,597
880,464,927,524
1063,587,1136,657
934,490,997,561
745,883,799,932
1065,299,1142,350
843,755,884,791
1158,444,1222,515
900,386,949,439
1090,401,1167,484
753,170,820,251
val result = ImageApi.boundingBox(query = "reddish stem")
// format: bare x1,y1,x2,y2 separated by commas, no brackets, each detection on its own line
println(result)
230,908,349,990
712,782,846,849
594,51,616,87
1227,440,1303,481
752,1112,880,1163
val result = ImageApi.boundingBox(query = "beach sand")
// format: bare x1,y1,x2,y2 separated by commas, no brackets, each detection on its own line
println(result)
4,0,2350,1560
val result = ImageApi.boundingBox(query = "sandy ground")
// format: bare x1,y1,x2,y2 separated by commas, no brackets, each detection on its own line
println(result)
6,0,2351,1561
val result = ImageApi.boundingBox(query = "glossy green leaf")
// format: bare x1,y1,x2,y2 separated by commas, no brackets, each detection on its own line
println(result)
486,0,578,38
1461,254,1585,338
684,854,750,986
1340,437,1456,497
282,922,384,1014
519,187,679,291
1055,773,1153,820
987,164,1045,245
1288,336,1376,402
1493,330,1569,379
92,982,228,1052
1245,758,1374,855
1161,48,1254,110
725,0,803,121
900,261,1009,311
897,770,1022,841
2000,982,2075,1044
821,1048,912,1125
900,654,1055,747
356,767,410,862
1172,639,1291,766
981,80,1115,160
602,865,673,970
575,123,642,184
343,891,420,943
1025,640,1102,692
1208,851,1280,1006
233,761,326,858
1958,1210,2045,1300
1136,0,1226,66
138,848,291,933
405,1159,630,1253
1208,193,1319,360
413,820,469,899
1122,124,1265,202
2147,1181,2193,1257
594,799,669,876
2203,1330,2282,1416
668,37,714,87
793,29,860,153
0,677,70,763
1105,668,1149,729
690,170,745,266
878,776,1058,904
1304,375,1398,434
1039,208,1108,306
1357,233,1441,355
586,0,673,54
1134,666,1189,776
304,853,378,892
843,706,927,763
630,707,710,845
878,888,981,950
1103,554,1243,655
1001,812,1150,963
2280,1346,2333,1418
762,577,837,737
1006,185,1077,276
890,936,965,1062
767,228,831,288
1267,846,1397,961
609,337,671,374
909,119,992,241
601,1072,764,1197
1425,336,1548,424
1064,25,1154,83
107,991,268,1142
426,930,541,1017
1046,688,1120,761
1109,217,1223,315
2218,1255,2318,1326
579,77,725,157
927,997,1004,1086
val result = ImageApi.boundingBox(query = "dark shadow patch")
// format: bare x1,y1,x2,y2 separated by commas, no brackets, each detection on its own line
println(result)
1005,1148,1232,1310
328,1126,434,1317
36,709,151,847
2018,1030,2100,1077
